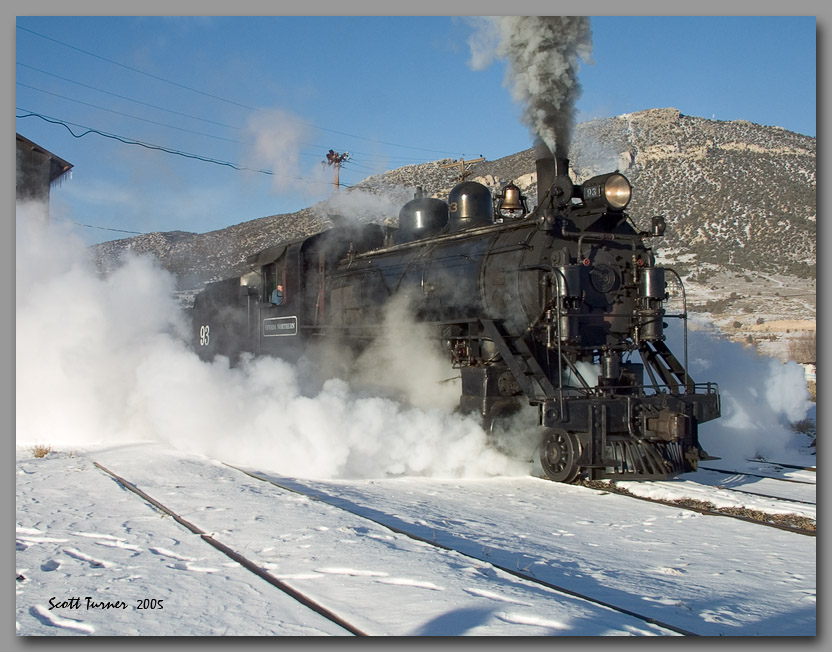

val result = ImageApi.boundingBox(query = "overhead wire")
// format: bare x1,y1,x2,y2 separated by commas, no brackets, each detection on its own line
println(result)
16,24,257,111
16,24,465,158
17,83,242,144
16,71,438,166
16,85,352,167
16,61,242,131
16,66,446,182
51,215,146,235
17,110,377,192
16,110,315,182
15,22,473,235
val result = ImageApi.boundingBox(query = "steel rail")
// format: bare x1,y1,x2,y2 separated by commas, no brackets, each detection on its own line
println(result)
744,459,816,472
698,465,815,486
577,479,815,536
225,463,699,637
93,462,368,637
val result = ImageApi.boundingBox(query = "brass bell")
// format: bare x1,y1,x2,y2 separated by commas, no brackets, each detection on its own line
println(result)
497,182,527,215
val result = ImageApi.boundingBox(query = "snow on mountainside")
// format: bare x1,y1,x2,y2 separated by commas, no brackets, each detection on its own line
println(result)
90,109,816,359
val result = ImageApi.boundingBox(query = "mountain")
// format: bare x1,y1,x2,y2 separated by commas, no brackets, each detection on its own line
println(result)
91,108,816,358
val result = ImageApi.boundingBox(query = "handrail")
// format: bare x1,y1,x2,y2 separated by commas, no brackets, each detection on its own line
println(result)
663,267,692,391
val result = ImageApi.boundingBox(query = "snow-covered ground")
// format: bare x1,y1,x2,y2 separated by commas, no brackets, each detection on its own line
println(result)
16,440,816,636
15,205,817,637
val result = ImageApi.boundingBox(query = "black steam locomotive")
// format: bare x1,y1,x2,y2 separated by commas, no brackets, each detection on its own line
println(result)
191,143,720,482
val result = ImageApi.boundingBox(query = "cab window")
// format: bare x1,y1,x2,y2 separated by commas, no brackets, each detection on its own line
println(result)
263,255,287,306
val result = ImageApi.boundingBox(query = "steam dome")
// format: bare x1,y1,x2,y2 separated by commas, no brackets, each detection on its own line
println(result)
397,196,449,244
447,181,493,232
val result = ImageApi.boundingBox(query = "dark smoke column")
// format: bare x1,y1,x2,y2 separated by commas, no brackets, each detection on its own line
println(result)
469,16,593,158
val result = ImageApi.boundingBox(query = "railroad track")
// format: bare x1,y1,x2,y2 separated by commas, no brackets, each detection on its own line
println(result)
575,479,816,536
94,460,692,636
746,459,816,473
704,484,816,507
698,465,815,486
224,463,697,637
92,455,813,635
688,468,816,507
92,462,369,637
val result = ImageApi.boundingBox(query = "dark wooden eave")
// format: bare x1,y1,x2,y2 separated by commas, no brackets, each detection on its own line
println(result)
16,133,73,184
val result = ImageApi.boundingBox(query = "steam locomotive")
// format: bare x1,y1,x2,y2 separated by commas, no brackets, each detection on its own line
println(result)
191,142,721,482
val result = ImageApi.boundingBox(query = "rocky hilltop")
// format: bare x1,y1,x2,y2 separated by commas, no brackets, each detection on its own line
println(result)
92,108,816,359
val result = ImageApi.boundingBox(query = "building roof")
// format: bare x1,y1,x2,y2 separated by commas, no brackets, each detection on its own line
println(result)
16,133,73,184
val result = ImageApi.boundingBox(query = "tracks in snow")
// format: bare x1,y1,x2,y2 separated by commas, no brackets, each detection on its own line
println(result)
92,462,368,637
745,458,816,473
575,460,816,536
83,448,816,636
578,478,815,536
226,463,698,636
698,465,816,486
92,459,691,637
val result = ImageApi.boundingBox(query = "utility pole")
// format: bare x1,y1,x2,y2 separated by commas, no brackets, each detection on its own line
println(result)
323,149,350,191
439,156,485,182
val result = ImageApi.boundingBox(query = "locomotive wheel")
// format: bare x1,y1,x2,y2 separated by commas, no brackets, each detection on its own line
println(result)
539,428,581,483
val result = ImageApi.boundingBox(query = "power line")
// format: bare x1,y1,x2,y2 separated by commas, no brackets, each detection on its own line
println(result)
17,23,465,158
17,72,434,166
16,107,372,190
16,24,256,111
17,61,241,131
17,84,347,165
51,215,145,235
341,159,374,172
17,110,278,176
17,82,242,145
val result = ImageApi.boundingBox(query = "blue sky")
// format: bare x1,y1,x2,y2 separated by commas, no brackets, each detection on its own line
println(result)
15,15,817,246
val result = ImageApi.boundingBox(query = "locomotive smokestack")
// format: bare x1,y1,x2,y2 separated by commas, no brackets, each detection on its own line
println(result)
535,139,556,194
555,152,570,178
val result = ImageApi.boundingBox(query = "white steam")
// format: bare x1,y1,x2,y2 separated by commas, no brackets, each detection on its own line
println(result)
314,186,408,227
243,108,329,197
16,201,812,478
668,323,813,463
350,294,462,412
467,16,593,154
15,201,523,479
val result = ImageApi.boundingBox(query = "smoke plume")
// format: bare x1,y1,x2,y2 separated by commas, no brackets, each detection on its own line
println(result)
467,16,593,155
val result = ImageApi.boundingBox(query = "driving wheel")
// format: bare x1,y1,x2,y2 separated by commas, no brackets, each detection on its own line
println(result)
539,428,581,483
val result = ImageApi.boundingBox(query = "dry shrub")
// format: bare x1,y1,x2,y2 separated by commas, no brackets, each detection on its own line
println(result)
790,419,816,435
788,331,816,364
29,444,53,459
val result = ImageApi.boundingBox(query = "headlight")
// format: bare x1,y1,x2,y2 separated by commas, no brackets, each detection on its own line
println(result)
581,173,632,211
603,174,632,209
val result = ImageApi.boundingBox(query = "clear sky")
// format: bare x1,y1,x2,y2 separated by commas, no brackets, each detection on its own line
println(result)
14,13,817,246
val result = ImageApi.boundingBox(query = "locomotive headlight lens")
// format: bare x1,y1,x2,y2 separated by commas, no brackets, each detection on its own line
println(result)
581,173,632,211
604,174,631,209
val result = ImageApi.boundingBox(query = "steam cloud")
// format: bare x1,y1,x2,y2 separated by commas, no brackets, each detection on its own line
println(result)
667,321,813,463
16,201,812,478
15,201,523,479
243,108,330,198
314,186,409,228
467,16,593,155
